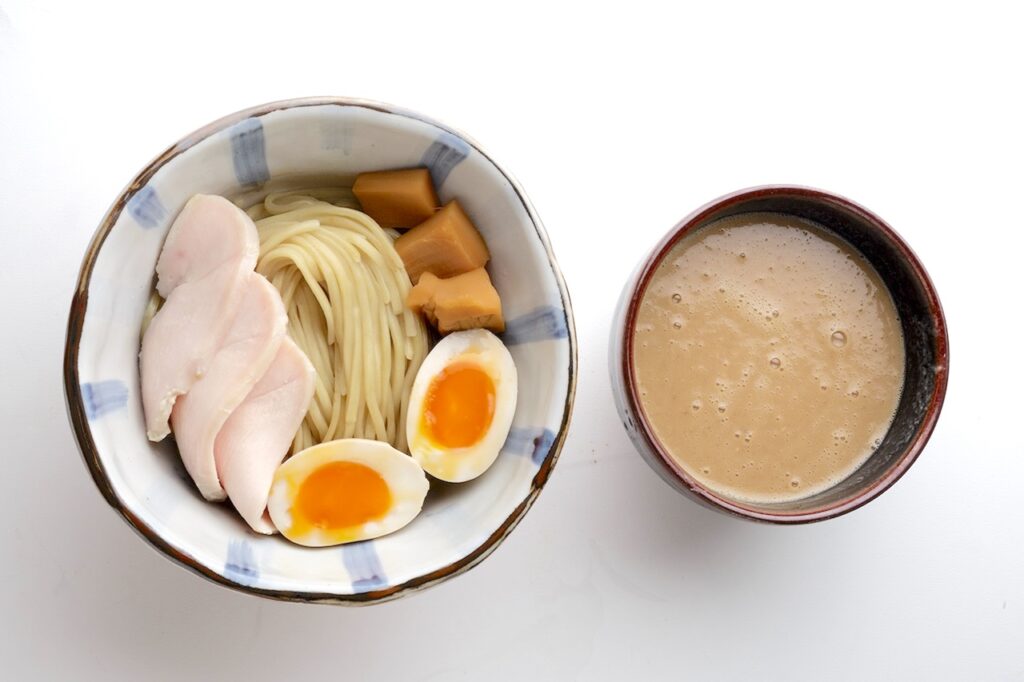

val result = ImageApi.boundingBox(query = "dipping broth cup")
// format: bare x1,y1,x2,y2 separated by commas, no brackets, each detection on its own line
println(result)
610,186,948,523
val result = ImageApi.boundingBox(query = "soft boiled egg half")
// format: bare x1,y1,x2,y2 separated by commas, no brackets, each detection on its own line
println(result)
267,439,429,547
407,329,518,482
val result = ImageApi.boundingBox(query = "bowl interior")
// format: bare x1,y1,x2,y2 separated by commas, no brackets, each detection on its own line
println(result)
66,100,575,601
629,188,947,520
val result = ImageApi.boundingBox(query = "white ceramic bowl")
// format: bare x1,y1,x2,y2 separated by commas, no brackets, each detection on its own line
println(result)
64,98,577,603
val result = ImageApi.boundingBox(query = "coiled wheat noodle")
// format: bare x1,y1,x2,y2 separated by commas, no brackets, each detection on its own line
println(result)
252,191,428,454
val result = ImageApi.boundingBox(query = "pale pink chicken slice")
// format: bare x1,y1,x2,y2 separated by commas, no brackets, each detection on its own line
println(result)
216,337,315,533
170,274,287,501
141,195,259,441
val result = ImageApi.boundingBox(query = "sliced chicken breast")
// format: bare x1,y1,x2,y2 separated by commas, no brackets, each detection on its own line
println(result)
154,194,258,298
171,273,288,501
141,195,259,441
216,337,316,533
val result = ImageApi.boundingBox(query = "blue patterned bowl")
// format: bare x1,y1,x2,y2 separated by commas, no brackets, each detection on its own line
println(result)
64,98,577,603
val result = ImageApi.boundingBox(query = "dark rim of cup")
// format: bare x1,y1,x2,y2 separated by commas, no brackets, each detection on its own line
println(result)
620,185,949,523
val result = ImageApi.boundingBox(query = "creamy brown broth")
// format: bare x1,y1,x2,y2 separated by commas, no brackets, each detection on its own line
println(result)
632,213,905,504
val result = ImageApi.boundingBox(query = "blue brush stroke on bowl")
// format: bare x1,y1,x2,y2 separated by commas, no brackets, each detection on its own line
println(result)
321,121,354,155
126,186,167,229
421,132,470,187
342,541,387,593
225,539,259,587
230,118,271,185
501,306,569,345
81,380,128,420
503,427,556,466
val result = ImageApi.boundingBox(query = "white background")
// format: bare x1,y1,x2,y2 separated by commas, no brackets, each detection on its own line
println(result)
2,2,1022,680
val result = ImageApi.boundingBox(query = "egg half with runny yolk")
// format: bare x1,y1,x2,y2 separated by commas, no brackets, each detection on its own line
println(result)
406,329,518,483
267,439,429,547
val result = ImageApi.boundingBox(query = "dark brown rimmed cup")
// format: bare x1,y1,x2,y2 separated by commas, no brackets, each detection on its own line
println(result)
610,186,949,523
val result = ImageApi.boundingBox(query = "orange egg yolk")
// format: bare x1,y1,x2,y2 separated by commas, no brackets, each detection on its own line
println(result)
294,461,392,531
421,362,496,448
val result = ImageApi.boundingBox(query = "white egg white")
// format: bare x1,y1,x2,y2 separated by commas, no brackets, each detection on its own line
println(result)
406,329,518,483
267,438,429,547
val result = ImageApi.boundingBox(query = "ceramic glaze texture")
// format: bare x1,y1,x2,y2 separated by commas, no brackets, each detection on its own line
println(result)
65,98,577,603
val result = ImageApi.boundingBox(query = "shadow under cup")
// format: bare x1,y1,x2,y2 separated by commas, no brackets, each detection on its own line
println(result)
612,186,949,523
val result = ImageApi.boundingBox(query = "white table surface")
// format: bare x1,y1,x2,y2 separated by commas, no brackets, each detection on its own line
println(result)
3,2,1022,679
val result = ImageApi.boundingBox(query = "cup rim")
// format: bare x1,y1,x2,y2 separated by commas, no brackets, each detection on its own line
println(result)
63,96,579,602
620,185,949,523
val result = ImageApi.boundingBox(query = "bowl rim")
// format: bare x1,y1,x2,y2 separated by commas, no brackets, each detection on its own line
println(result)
63,96,578,603
619,184,949,524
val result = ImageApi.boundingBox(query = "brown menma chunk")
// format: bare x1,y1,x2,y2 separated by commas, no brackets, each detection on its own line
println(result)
406,268,504,334
352,168,439,229
394,200,490,283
